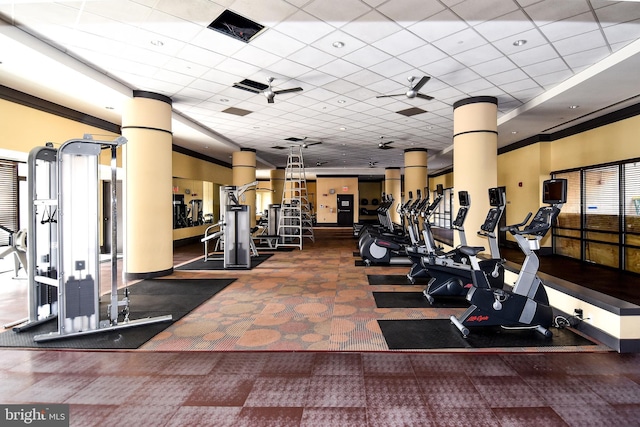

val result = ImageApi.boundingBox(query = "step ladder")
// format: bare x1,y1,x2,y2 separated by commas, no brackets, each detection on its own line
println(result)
277,146,314,249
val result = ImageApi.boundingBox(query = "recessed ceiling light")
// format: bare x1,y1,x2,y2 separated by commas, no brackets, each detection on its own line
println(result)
569,105,579,109
511,131,518,134
513,39,527,47
150,40,164,46
337,99,346,104
220,98,229,102
204,146,209,149
332,41,345,48
339,127,347,131
105,106,114,110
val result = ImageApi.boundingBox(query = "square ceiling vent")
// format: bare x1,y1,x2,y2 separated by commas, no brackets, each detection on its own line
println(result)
208,10,265,43
396,107,428,117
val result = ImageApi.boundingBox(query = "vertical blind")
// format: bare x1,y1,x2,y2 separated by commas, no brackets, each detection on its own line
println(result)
0,160,18,246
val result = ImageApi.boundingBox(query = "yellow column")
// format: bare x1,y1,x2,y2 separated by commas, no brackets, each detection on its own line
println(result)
121,91,173,279
384,167,402,224
404,148,428,201
453,96,498,249
270,168,285,205
233,148,257,227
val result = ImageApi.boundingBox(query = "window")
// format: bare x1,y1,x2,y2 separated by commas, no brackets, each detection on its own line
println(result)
0,160,18,246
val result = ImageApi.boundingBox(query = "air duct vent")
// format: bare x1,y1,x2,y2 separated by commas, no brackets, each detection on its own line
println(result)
233,79,268,93
396,107,428,117
222,107,252,116
208,10,265,43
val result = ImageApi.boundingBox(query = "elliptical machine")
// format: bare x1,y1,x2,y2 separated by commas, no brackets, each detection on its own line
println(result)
450,178,567,338
419,187,506,303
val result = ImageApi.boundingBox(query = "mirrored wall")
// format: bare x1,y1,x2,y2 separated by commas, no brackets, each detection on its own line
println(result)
172,178,216,229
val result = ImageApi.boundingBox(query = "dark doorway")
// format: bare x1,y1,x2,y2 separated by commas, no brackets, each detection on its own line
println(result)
102,180,123,254
337,194,354,226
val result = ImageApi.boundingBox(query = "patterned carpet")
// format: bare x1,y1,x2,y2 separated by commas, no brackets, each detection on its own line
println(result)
140,228,607,353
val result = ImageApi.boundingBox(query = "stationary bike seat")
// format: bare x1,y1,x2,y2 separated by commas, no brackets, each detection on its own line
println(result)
458,246,485,257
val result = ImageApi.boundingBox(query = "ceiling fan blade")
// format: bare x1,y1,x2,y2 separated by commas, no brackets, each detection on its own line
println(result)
412,76,431,92
305,141,322,147
274,87,303,95
416,93,434,101
376,94,404,98
232,82,261,94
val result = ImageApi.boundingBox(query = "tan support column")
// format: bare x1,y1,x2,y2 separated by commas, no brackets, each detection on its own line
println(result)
270,168,285,205
233,148,257,227
404,148,428,201
384,167,402,225
122,91,173,279
453,96,498,249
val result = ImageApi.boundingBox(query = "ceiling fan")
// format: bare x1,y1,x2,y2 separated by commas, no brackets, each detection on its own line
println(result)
234,77,303,104
285,136,322,148
376,76,434,101
315,161,328,166
378,138,394,150
368,161,378,168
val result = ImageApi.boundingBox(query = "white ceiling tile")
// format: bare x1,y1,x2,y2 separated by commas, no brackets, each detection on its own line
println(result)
341,10,402,44
189,28,245,56
470,56,517,77
539,12,599,42
453,44,504,67
312,30,368,56
552,30,607,56
454,78,496,94
154,0,225,25
499,77,541,94
176,43,227,68
491,28,549,56
508,43,559,67
372,29,426,56
396,44,448,68
451,0,519,24
298,70,339,87
343,69,385,87
250,29,307,57
317,59,362,78
264,58,313,79
228,0,298,27
322,78,361,93
407,9,468,43
215,57,263,79
288,46,336,69
342,45,393,68
595,3,640,26
231,44,282,69
368,57,415,78
303,0,372,27
419,57,466,76
376,0,445,25
138,10,203,41
473,9,535,42
521,58,570,77
438,67,482,86
83,0,152,22
431,28,488,57
273,9,335,44
603,20,640,45
485,68,530,86
523,0,591,23
200,68,246,86
563,46,611,70
533,69,574,89
509,86,546,102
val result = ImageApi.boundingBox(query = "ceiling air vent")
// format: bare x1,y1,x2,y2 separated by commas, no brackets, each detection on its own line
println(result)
222,107,252,116
396,107,428,117
233,78,268,93
208,10,265,43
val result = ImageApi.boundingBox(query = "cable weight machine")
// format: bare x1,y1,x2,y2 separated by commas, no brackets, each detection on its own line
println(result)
18,136,171,342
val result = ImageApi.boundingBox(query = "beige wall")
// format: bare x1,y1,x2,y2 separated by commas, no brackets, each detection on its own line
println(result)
316,177,359,223
429,173,453,194
497,115,640,246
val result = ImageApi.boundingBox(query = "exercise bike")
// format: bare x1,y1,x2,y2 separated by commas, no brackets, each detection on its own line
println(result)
450,178,567,338
419,187,506,303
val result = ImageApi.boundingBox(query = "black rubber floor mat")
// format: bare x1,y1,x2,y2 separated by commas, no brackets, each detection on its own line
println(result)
176,254,272,270
378,319,597,350
0,278,235,349
373,292,468,308
367,274,430,285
